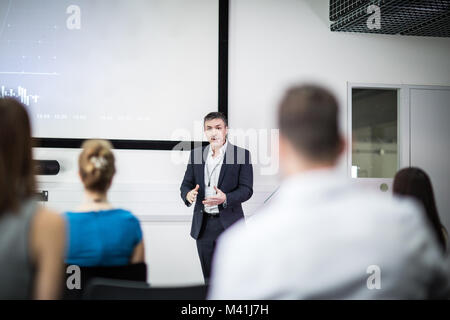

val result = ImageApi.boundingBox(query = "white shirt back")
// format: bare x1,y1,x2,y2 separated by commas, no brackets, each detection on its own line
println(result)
208,168,449,299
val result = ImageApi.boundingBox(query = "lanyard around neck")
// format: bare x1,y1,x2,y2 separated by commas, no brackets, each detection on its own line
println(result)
206,154,224,187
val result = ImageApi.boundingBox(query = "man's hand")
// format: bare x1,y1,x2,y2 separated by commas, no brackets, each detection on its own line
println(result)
186,184,200,204
203,186,226,206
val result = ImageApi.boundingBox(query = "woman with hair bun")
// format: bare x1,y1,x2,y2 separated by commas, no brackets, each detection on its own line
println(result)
64,140,145,267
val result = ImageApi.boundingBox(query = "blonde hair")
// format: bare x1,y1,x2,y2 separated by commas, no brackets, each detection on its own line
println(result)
79,140,116,192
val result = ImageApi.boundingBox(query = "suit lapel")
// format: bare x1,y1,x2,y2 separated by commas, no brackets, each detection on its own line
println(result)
217,142,233,188
199,145,208,194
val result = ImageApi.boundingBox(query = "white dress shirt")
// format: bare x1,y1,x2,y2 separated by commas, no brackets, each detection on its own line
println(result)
208,167,449,299
204,140,228,214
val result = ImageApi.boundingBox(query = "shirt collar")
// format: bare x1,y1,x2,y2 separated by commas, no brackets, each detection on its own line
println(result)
277,166,349,202
209,139,228,157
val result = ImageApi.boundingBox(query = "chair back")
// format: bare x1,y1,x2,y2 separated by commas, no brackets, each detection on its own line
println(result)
84,278,208,300
63,262,147,300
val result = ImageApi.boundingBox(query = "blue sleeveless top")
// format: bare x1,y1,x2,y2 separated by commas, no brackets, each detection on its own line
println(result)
64,209,142,267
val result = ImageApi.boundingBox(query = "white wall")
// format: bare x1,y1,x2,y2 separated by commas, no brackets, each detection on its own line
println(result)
35,0,450,286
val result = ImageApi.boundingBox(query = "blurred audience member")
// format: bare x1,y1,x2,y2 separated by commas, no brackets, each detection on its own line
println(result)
209,85,448,299
394,167,448,253
0,98,65,299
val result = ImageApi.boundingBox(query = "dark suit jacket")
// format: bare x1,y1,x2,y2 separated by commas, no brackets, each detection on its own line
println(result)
180,142,253,239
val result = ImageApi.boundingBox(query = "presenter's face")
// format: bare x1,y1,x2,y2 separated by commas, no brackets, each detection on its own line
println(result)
204,118,228,148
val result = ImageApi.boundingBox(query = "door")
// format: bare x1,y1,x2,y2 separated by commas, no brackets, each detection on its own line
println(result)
410,87,450,233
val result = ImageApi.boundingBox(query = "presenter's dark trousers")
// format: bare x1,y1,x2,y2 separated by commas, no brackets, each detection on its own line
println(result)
196,214,225,284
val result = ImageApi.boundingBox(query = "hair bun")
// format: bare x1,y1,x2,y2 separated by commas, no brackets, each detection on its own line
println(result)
79,140,116,192
90,156,108,170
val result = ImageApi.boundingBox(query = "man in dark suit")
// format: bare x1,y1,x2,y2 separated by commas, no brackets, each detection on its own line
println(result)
180,112,253,283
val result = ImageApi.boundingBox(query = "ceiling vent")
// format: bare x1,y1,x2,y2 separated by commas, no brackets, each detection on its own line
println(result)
330,0,450,37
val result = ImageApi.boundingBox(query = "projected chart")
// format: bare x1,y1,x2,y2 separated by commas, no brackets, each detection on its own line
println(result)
0,0,219,141
0,85,39,106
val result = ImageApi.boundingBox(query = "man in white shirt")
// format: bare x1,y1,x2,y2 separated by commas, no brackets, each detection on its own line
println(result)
180,112,253,283
208,85,449,299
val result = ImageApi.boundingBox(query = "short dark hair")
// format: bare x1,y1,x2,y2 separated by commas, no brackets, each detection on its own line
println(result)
0,98,36,214
204,112,228,127
278,84,341,162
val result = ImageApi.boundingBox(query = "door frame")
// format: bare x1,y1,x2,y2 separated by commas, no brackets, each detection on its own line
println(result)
347,83,450,191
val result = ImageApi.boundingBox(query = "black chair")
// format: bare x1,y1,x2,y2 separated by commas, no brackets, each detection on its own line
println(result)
63,262,147,300
84,278,208,300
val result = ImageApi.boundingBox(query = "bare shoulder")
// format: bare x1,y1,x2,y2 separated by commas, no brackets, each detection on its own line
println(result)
29,206,65,264
31,207,65,240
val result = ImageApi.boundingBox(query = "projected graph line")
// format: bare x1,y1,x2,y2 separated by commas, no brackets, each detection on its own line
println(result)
0,0,13,41
0,71,60,76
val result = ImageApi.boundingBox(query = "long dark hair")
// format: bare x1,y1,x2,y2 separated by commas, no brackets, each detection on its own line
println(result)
393,167,447,252
0,98,36,215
